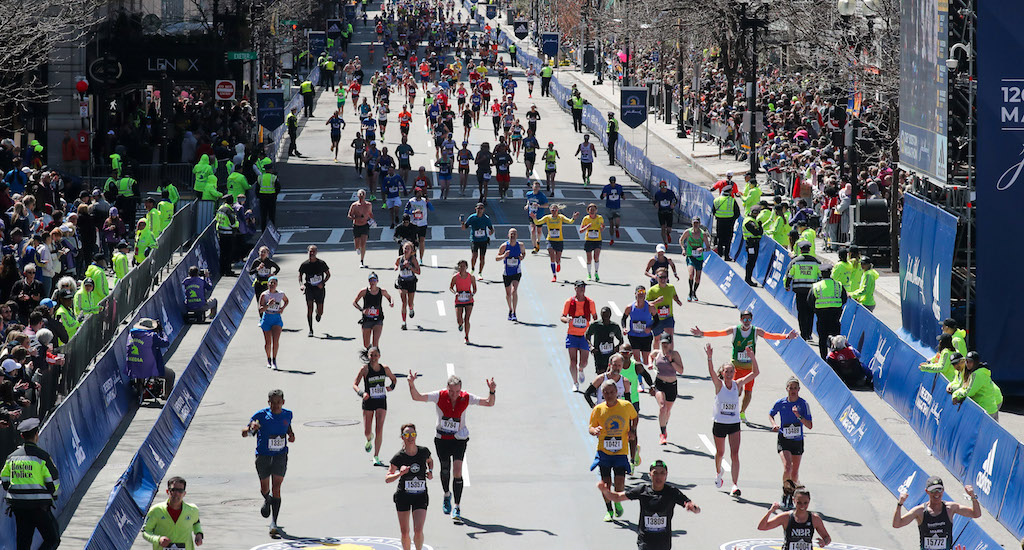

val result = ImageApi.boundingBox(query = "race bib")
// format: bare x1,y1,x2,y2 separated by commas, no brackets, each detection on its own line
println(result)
506,258,519,267
369,385,387,398
546,162,556,170
631,321,646,333
439,417,460,433
720,402,737,416
789,543,811,550
644,515,667,532
599,342,614,354
737,350,751,362
365,307,379,317
413,210,424,220
404,479,426,493
923,538,947,550
400,269,414,278
266,300,281,314
782,425,802,439
572,316,587,328
658,305,670,316
587,230,599,240
457,291,472,302
660,199,670,207
549,228,561,239
474,229,486,238
268,436,286,452
602,437,622,452
257,267,270,277
308,275,323,285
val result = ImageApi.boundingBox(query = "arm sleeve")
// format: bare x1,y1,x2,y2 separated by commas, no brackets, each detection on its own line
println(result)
702,329,731,337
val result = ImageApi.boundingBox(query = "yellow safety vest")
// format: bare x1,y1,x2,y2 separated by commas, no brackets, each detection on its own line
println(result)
259,173,277,194
811,278,843,308
713,195,734,218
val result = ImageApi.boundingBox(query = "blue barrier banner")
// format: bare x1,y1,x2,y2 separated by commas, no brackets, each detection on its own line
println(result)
899,194,957,346
256,90,286,132
977,0,1024,394
541,32,558,57
998,445,1024,540
620,87,648,129
86,226,280,550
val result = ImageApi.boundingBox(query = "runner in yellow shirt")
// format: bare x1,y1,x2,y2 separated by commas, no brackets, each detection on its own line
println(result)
580,203,605,281
590,380,638,521
532,204,579,282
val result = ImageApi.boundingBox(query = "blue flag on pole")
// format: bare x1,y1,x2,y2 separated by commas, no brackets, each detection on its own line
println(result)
257,90,285,131
541,33,559,57
620,87,648,129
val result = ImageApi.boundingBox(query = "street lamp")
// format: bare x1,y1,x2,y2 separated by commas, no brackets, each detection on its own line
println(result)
737,0,771,176
948,38,975,337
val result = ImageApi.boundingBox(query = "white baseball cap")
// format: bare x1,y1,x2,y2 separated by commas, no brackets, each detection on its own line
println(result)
656,244,666,253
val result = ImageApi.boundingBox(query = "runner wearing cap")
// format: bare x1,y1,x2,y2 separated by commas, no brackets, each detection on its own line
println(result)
705,343,759,497
894,476,981,550
589,378,638,522
243,389,294,538
542,142,559,193
757,487,831,549
353,272,394,352
562,281,598,392
645,244,679,286
678,218,712,302
647,268,682,337
494,228,525,322
598,459,700,548
691,310,797,422
650,333,685,445
532,204,579,282
600,176,624,245
257,277,288,370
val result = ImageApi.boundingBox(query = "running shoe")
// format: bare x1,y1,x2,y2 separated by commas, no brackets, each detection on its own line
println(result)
409,308,415,318
508,312,513,321
266,362,273,369
603,511,614,522
369,194,377,201
272,363,279,371
511,313,517,322
261,497,272,518
551,276,557,282
587,274,592,281
572,383,579,392
731,486,742,497
740,412,748,423
443,494,452,515
458,324,464,332
315,313,322,322
594,273,600,282
374,456,384,466
614,501,623,517
659,433,667,446
632,445,641,468
715,470,724,488
269,523,280,538
308,329,314,337
578,370,586,385
687,295,694,303
401,323,407,330
609,239,614,246
465,337,469,344
452,506,463,523
365,437,373,452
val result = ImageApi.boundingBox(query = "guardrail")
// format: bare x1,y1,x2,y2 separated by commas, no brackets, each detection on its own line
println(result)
85,225,280,550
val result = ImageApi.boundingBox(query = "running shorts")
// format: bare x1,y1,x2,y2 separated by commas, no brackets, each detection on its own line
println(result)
686,255,705,270
414,225,428,239
584,240,602,253
547,240,564,252
362,396,388,411
304,285,326,304
496,173,510,183
713,421,741,438
502,272,521,287
386,197,403,208
434,437,468,461
652,316,675,336
590,451,631,477
353,224,371,238
628,334,653,352
777,434,804,455
565,334,590,351
605,207,621,220
471,240,489,254
255,453,288,479
657,210,673,228
360,317,384,330
732,364,755,391
654,378,678,402
394,491,429,512
259,313,283,331
395,277,418,293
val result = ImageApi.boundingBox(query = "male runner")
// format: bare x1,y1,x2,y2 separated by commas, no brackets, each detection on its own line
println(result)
396,136,415,185
298,245,331,337
690,310,797,422
524,181,549,253
348,190,374,268
562,280,598,391
460,203,494,277
576,134,597,186
243,389,295,538
893,477,981,550
326,110,347,161
407,372,496,524
599,459,701,549
587,306,624,375
589,380,638,522
495,228,525,321
678,218,712,302
653,180,677,247
600,176,624,245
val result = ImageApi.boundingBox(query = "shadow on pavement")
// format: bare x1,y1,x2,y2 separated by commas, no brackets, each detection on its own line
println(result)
274,369,317,375
466,342,503,349
459,517,557,539
321,333,356,340
515,321,556,328
414,326,447,333
662,442,713,460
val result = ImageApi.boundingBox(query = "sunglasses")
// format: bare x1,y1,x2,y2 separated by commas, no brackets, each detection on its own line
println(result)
168,488,185,493
402,432,417,438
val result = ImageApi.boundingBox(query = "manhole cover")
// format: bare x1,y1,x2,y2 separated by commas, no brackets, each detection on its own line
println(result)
304,419,360,428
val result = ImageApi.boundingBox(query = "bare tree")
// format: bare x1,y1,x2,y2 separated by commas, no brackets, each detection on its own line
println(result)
0,0,102,131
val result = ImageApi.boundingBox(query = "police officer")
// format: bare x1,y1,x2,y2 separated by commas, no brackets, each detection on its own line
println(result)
741,207,764,287
300,78,315,117
569,90,588,133
809,266,847,359
784,241,821,340
607,112,619,165
323,55,336,91
216,196,239,276
540,63,553,97
257,164,281,230
286,107,302,158
508,43,517,66
711,187,736,261
1,417,61,550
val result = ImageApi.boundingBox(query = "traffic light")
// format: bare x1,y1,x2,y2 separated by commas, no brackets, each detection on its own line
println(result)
291,24,298,31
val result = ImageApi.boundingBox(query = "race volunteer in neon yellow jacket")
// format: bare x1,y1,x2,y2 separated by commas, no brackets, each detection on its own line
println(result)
951,352,1004,420
142,476,204,549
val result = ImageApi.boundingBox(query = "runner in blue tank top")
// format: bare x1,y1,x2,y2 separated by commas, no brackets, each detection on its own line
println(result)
621,286,659,365
495,228,525,321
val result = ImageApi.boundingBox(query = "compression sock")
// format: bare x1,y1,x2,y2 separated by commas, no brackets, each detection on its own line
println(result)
694,280,701,293
660,425,667,435
550,262,556,274
402,311,407,321
595,261,599,275
267,356,272,364
453,477,465,504
307,315,313,331
271,497,282,523
587,262,592,276
605,500,614,513
688,279,694,294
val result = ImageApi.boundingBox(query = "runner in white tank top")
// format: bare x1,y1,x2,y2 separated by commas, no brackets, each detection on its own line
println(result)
705,343,759,498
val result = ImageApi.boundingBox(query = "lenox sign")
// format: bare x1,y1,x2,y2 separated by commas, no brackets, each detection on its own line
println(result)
147,57,200,72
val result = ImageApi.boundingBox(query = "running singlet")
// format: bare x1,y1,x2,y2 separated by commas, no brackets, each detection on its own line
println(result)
502,241,522,276
783,513,815,550
364,363,389,400
361,287,383,320
579,144,594,163
329,117,344,132
250,407,293,455
684,228,709,257
919,502,953,550
427,389,483,440
713,381,741,424
770,397,811,440
732,325,756,364
589,399,637,456
563,297,596,336
627,301,653,337
398,256,417,280
261,291,285,314
646,284,677,318
534,213,573,241
453,273,473,304
581,215,604,242
621,360,642,403
391,446,431,495
544,150,557,171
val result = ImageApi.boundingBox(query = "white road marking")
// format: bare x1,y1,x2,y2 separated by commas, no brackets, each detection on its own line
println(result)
310,192,323,201
431,255,438,268
279,232,292,245
326,228,345,244
625,227,647,245
698,433,730,472
446,363,456,377
437,300,446,317
277,193,289,201
379,227,395,242
607,301,621,317
431,226,445,242
577,255,588,270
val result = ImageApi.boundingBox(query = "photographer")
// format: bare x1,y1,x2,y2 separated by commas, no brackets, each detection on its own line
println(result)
182,266,217,319
125,318,171,400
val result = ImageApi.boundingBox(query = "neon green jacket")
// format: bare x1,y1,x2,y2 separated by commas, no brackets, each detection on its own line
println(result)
135,228,158,263
831,260,853,292
227,171,251,198
950,328,968,358
192,156,212,193
953,367,1004,415
74,287,102,317
84,263,109,298
158,201,174,231
201,174,222,201
113,251,130,281
146,207,165,237
142,500,203,550
920,348,956,381
741,183,761,217
159,182,180,205
850,268,878,307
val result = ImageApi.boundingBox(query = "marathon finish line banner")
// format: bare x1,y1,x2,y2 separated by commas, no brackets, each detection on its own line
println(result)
699,253,1003,550
619,87,648,129
976,1,1024,394
721,223,1024,543
86,226,281,550
899,194,957,346
0,220,221,550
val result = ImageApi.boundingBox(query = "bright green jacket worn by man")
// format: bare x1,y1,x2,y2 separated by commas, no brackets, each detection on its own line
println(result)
227,170,251,198
920,347,956,381
113,250,130,281
159,182,180,205
135,227,158,264
953,365,1003,415
850,268,878,307
74,286,103,317
84,262,110,298
201,174,222,201
741,182,761,217
146,206,165,237
158,200,174,231
55,303,80,342
831,259,853,292
142,500,203,550
192,155,213,193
